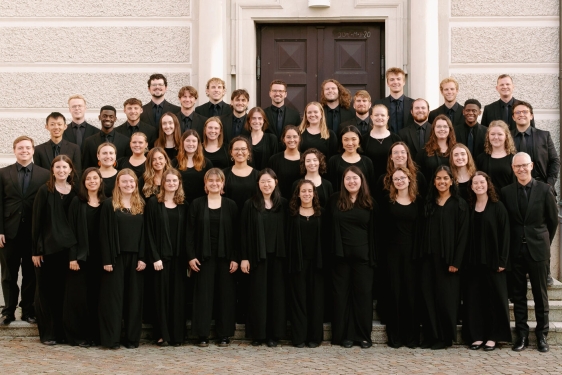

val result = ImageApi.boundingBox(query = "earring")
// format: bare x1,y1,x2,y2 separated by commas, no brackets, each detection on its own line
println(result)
231,157,234,161
113,161,117,167
98,161,101,167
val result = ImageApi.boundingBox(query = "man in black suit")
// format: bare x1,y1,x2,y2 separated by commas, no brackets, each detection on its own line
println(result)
63,94,98,151
82,106,129,169
139,73,181,128
375,67,414,133
263,79,301,140
481,74,535,129
428,77,465,127
220,89,250,145
338,90,372,137
453,99,486,157
321,79,355,133
501,152,558,353
398,98,432,159
176,86,207,137
0,136,50,325
194,77,232,117
115,98,157,156
34,112,82,174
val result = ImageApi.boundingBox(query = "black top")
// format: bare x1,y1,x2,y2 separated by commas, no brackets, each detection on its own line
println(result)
362,132,402,181
203,145,231,170
457,180,470,203
267,152,301,198
164,147,178,161
209,207,221,255
116,209,144,253
387,201,419,246
102,173,118,197
337,206,370,261
117,157,146,181
262,209,278,254
245,132,278,171
468,201,510,270
172,158,214,203
223,167,259,212
68,197,102,262
166,206,180,256
86,204,102,255
287,209,326,273
327,155,375,193
475,153,514,194
415,149,450,182
291,178,334,208
145,196,188,262
299,215,319,260
299,130,338,159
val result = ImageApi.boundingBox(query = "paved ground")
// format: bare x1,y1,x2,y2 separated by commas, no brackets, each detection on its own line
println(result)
1,338,562,375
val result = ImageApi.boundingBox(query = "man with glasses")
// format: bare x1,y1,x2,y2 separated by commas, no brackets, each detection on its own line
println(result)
501,152,558,353
453,99,486,157
63,94,98,151
140,73,181,128
263,80,301,140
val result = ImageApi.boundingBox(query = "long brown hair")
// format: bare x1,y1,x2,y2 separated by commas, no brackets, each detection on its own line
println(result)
112,168,145,215
388,167,418,203
449,143,476,182
142,147,171,198
424,114,456,157
337,166,373,211
203,116,224,148
383,142,417,192
244,107,269,132
47,155,77,193
176,130,206,171
467,171,499,207
298,102,330,139
156,168,185,204
320,79,352,109
77,167,106,203
154,112,182,150
483,120,516,155
289,179,321,216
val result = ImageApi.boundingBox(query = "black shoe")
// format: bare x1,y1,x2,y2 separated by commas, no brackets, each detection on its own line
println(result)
537,336,549,353
156,340,168,347
251,340,262,346
307,342,319,348
266,339,278,348
124,343,138,349
431,341,447,350
512,336,528,352
360,341,371,349
197,338,209,347
469,342,484,350
0,315,15,326
218,338,230,347
57,338,67,345
547,273,554,287
293,342,305,348
21,316,37,324
388,341,403,349
78,342,91,348
109,345,120,350
42,340,57,346
483,343,496,351
419,340,434,349
341,339,353,348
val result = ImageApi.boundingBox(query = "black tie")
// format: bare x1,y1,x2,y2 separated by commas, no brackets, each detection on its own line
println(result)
233,118,242,137
74,126,83,148
519,132,527,153
183,117,192,133
467,128,474,155
129,126,138,136
447,108,455,122
331,109,339,132
21,167,30,195
105,134,113,143
277,108,284,135
210,104,219,117
418,126,425,149
154,105,162,125
502,104,510,124
518,186,528,218
54,145,60,157
359,121,368,134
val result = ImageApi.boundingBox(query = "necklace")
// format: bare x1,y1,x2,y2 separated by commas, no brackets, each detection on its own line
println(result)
55,183,69,199
300,205,313,221
374,137,385,145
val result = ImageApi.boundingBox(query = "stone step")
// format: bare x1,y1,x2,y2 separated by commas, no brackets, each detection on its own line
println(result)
527,279,562,300
509,300,562,321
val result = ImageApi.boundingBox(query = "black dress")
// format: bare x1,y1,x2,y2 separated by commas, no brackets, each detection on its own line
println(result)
373,171,427,205
299,129,338,159
246,132,278,171
457,180,471,203
268,152,301,199
172,157,214,203
475,153,514,195
327,155,376,193
164,147,178,161
203,145,231,170
415,149,450,182
117,157,146,181
291,178,334,208
102,172,118,197
362,133,402,181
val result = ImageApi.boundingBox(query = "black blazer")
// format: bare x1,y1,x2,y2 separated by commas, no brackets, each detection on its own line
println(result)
374,95,414,132
338,117,372,138
175,111,207,138
114,121,158,154
323,105,356,133
429,103,465,127
453,123,487,158
81,131,130,170
219,112,246,145
0,163,50,238
481,98,536,130
34,140,82,175
140,99,181,128
263,105,302,139
194,101,232,118
510,127,560,188
501,180,558,262
63,122,98,151
398,122,433,159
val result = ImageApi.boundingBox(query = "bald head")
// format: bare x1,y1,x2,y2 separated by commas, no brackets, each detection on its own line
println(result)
512,152,532,165
512,152,533,184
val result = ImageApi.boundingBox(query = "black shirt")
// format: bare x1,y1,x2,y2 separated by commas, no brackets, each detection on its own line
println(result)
299,214,319,260
116,209,144,253
166,205,180,257
389,95,405,133
86,204,102,253
179,111,194,133
209,207,221,256
232,114,247,138
262,209,278,254
16,162,33,194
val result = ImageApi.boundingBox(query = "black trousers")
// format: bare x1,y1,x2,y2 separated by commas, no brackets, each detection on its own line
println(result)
191,256,236,338
331,257,373,345
0,224,35,318
288,259,324,345
154,257,186,344
99,253,144,348
509,245,549,338
35,250,68,343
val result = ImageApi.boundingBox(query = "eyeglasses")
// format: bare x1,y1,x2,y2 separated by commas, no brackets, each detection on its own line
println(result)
393,176,408,182
150,83,165,88
233,148,248,153
514,110,530,115
270,90,286,94
513,162,532,170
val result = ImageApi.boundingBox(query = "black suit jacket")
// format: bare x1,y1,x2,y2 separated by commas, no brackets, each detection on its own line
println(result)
398,122,432,160
175,111,206,139
81,131,130,169
220,112,245,146
114,121,157,157
323,105,356,134
453,122,487,158
140,99,181,128
429,103,465,127
194,101,232,118
34,140,82,175
374,95,415,132
63,122,98,152
501,180,558,262
0,164,50,238
481,98,536,130
338,117,372,137
262,105,302,139
510,127,560,188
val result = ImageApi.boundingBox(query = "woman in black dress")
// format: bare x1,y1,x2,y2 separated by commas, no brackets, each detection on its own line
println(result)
203,117,231,169
188,168,239,347
419,166,469,350
329,166,377,349
32,155,78,345
154,112,182,161
99,169,146,349
141,147,172,199
292,148,333,208
463,171,511,351
475,120,516,194
362,104,402,180
64,167,105,347
243,107,278,170
172,130,213,203
287,180,325,348
450,143,476,202
96,142,118,197
298,101,337,159
240,168,287,347
268,125,301,198
328,125,375,192
118,132,147,180
416,115,456,182
145,168,188,347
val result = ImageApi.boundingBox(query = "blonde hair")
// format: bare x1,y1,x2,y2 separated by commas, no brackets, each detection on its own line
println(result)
203,117,224,148
449,143,476,181
67,94,86,105
206,77,226,89
142,147,172,198
298,102,330,139
439,77,459,91
203,168,226,195
130,132,149,154
112,169,145,215
156,168,185,204
484,120,516,155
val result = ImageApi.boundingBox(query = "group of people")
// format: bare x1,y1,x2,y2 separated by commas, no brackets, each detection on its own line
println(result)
0,69,559,353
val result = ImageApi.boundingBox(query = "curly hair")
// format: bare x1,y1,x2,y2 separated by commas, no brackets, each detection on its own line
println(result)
337,166,373,211
388,167,418,203
424,114,457,157
383,142,417,192
300,148,327,175
112,168,145,215
483,120,516,155
320,79,352,109
289,179,321,217
467,171,499,208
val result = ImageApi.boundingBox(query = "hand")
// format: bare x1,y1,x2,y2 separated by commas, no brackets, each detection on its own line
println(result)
104,264,113,272
229,261,239,273
498,267,505,272
189,258,201,272
448,266,458,273
0,234,5,248
241,260,250,274
69,260,80,271
154,260,163,271
136,261,146,271
32,255,43,268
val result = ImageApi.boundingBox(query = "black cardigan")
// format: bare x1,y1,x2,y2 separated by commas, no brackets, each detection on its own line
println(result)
67,196,98,262
286,208,327,273
145,196,188,263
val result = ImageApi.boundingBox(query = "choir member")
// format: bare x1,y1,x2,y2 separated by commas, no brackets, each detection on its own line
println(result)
154,112,182,161
240,168,288,347
328,125,375,192
267,125,301,198
32,155,78,345
415,115,456,182
117,132,147,181
449,143,476,202
298,102,337,159
292,148,333,208
64,167,105,347
172,130,213,203
475,120,516,193
145,168,188,346
362,104,402,181
243,107,278,170
419,166,468,350
287,179,325,348
96,142,118,197
188,168,239,347
329,166,377,349
464,171,511,351
99,169,146,349
141,147,172,199
202,117,231,169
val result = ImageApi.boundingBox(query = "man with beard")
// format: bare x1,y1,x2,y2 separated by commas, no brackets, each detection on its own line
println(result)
81,106,129,169
338,90,372,137
63,94,98,151
115,98,157,156
195,77,232,117
175,86,207,138
140,73,181,128
375,67,414,133
321,79,355,133
263,79,301,140
398,98,431,159
221,89,250,145
453,99,486,157
429,77,465,127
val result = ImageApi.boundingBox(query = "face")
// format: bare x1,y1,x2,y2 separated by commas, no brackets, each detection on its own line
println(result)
163,173,180,193
283,129,299,150
387,73,405,94
118,174,136,194
130,135,147,155
97,146,116,167
471,175,487,196
149,79,167,99
496,77,514,98
306,104,322,125
250,111,264,131
488,126,506,149
68,98,86,121
512,154,534,181
344,171,361,194
232,95,249,114
342,131,360,153
85,171,101,192
390,145,408,167
370,106,389,128
98,110,116,130
434,170,452,193
231,140,249,163
179,91,196,110
258,173,277,196
206,81,226,101
14,140,34,164
463,104,481,125
392,170,409,191
304,153,320,173
205,121,221,141
452,147,468,168
183,135,198,154
53,160,71,181
161,115,175,135
512,104,533,127
434,119,450,140
45,117,67,138
299,183,314,205
151,151,166,171
205,174,224,194
353,96,371,116
269,84,287,105
124,104,143,123
323,82,339,102
440,82,458,103
411,100,429,123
